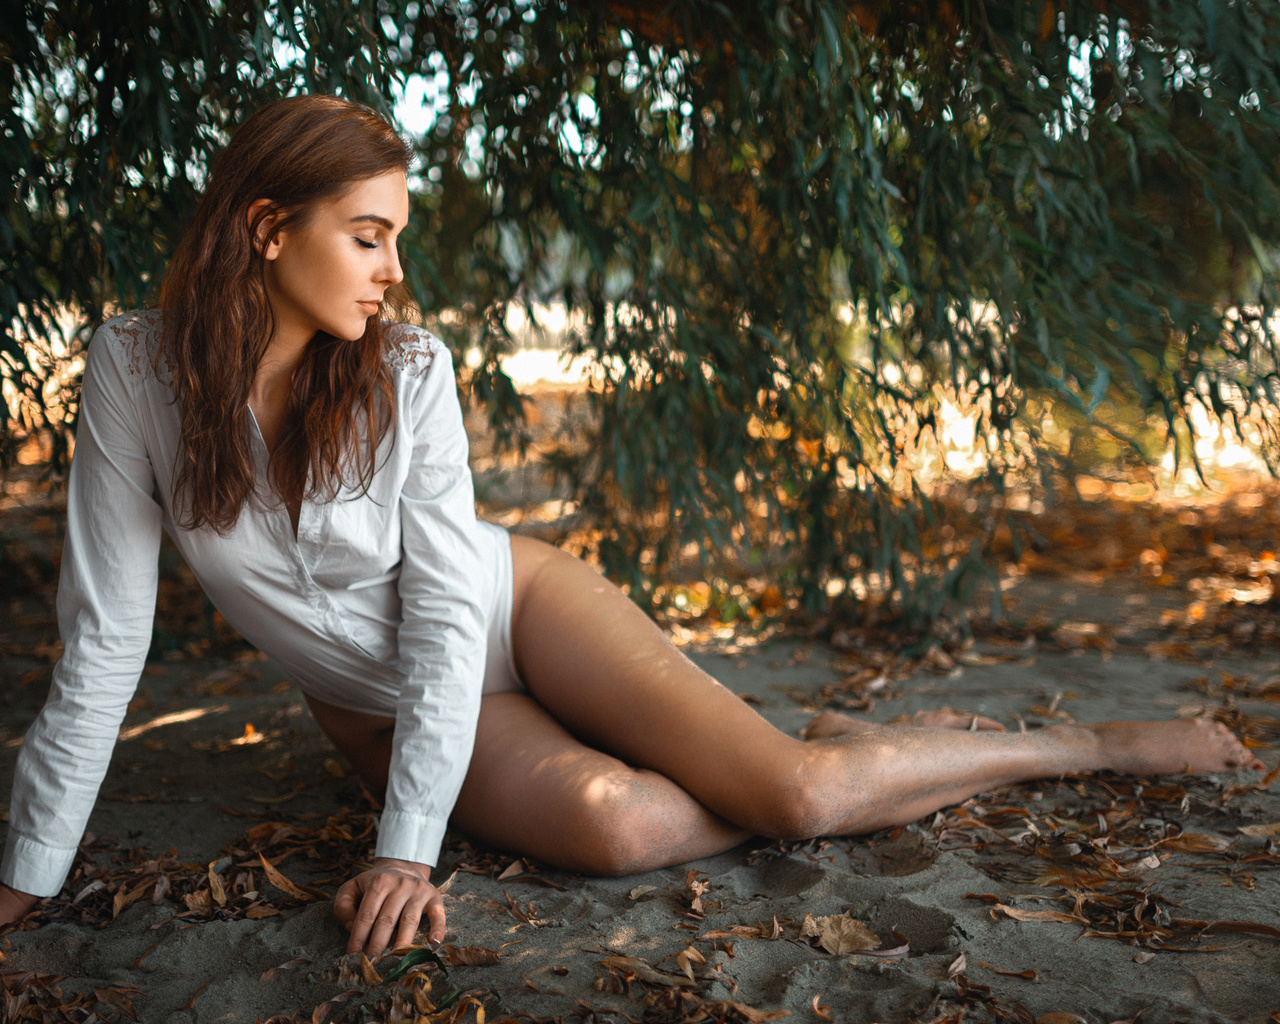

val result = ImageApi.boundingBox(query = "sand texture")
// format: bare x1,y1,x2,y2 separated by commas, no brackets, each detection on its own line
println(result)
3,641,1279,1023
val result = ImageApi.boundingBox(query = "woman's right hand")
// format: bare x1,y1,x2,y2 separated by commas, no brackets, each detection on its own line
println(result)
0,882,40,927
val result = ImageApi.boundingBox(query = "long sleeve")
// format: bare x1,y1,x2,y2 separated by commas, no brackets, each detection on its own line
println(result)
2,331,161,896
375,342,488,867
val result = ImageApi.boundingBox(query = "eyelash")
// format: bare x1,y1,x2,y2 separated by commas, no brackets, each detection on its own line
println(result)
355,238,377,250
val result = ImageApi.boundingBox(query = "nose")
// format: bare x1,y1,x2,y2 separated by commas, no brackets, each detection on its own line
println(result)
380,246,403,287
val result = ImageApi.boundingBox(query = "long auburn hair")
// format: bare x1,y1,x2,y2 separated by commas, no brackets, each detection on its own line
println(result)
157,95,412,532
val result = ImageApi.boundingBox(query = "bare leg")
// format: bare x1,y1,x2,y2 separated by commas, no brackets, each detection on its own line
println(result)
497,538,1257,853
802,709,1006,739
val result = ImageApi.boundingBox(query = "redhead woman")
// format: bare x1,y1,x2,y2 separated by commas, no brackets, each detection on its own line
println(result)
0,96,1260,957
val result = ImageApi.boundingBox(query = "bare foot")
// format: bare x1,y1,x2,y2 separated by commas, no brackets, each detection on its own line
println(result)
802,708,1006,741
1085,718,1263,775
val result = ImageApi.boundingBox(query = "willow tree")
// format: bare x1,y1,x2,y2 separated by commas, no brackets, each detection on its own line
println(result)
5,1,1280,627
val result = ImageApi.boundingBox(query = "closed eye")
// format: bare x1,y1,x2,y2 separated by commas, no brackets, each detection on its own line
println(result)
355,238,378,250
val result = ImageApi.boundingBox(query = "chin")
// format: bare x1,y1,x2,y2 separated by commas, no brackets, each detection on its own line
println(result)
326,320,373,342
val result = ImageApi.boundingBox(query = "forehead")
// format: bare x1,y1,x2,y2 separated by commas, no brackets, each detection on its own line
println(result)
321,170,409,227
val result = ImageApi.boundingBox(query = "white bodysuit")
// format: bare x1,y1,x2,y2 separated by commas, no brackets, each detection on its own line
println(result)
1,310,521,898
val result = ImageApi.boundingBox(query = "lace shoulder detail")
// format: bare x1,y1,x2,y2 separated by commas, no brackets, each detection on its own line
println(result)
384,322,441,377
97,309,164,380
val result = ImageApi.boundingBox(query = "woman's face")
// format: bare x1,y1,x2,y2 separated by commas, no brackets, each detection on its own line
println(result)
259,170,409,346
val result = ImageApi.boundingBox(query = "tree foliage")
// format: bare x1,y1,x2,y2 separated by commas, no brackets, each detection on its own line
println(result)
4,1,1280,627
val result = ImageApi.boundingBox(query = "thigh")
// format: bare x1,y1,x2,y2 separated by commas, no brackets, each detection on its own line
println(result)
508,536,814,832
451,692,745,873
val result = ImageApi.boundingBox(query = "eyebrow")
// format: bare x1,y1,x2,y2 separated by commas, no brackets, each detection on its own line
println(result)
349,214,398,230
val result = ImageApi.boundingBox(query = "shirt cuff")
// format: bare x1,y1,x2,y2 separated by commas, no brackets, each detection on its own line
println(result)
1,830,78,898
374,810,447,869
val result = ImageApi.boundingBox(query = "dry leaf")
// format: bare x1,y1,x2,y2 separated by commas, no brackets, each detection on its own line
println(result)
92,986,140,1021
992,904,1084,925
703,925,766,940
628,885,658,900
811,994,833,1021
360,951,383,985
599,955,696,988
676,945,705,981
1036,1015,1088,1024
1132,951,1155,964
946,952,966,978
152,873,170,904
1238,821,1280,838
260,956,312,983
248,782,306,804
497,859,526,881
245,904,279,919
1159,832,1232,854
684,869,710,915
208,862,227,907
258,853,313,901
977,959,1038,979
183,889,211,912
435,867,458,895
442,944,502,966
799,913,880,955
698,1001,790,1022
112,879,150,918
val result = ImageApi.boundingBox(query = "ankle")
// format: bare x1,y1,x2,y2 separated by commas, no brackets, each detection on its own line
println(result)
1044,723,1106,772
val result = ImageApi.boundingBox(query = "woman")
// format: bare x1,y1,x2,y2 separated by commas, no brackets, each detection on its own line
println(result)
0,96,1260,958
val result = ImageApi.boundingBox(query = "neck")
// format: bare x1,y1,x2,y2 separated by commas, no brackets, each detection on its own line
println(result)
251,325,312,406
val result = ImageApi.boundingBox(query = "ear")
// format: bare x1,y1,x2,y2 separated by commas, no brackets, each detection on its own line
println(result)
246,198,284,260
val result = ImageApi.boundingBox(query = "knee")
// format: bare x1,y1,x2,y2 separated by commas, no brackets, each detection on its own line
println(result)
752,777,833,841
748,746,881,841
564,773,690,876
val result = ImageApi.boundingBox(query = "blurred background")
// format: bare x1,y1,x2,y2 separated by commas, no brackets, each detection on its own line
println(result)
4,0,1280,655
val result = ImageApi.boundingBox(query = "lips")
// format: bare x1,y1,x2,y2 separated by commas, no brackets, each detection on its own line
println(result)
357,300,381,315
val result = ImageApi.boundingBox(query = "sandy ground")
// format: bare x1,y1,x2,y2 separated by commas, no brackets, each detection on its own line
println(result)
3,631,1279,1024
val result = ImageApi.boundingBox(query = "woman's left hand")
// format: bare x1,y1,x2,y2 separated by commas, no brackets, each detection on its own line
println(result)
333,857,445,955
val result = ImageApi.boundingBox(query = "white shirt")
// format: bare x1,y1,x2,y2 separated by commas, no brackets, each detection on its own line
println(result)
1,310,491,897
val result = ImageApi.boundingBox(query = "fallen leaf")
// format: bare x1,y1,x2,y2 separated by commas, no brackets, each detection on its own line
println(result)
946,952,966,978
360,951,383,985
112,878,150,918
1158,833,1232,854
183,889,211,912
258,853,314,901
1036,1015,1088,1024
1132,951,1155,964
684,869,710,915
1168,917,1280,938
260,956,312,983
443,944,503,966
245,904,279,919
977,959,1038,979
248,782,307,804
698,1001,790,1022
497,859,526,881
702,925,767,940
1238,821,1280,838
992,904,1084,925
628,885,657,900
208,862,227,907
152,873,170,904
599,955,696,988
92,986,141,1022
811,994,832,1021
798,912,880,955
676,945,705,982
